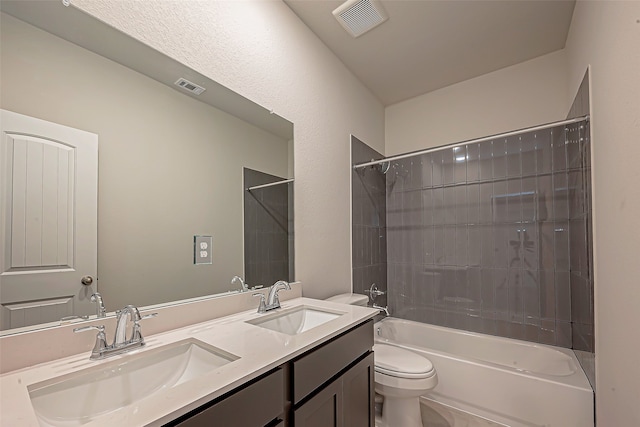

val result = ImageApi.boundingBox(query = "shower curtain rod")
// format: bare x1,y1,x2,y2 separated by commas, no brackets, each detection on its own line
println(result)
246,178,294,192
353,115,590,170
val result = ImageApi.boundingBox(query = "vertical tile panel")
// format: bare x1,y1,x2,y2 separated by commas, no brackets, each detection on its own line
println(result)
506,178,522,223
480,224,495,267
422,188,433,226
478,141,493,181
521,133,537,176
553,172,569,220
494,268,509,314
467,225,481,267
506,136,521,177
423,226,434,265
523,270,540,322
508,268,524,323
442,148,455,185
466,183,479,224
493,139,507,178
480,269,495,314
443,186,457,225
492,181,507,224
535,131,553,175
522,222,538,270
554,221,570,272
507,224,523,270
453,146,467,183
455,225,468,267
455,185,467,225
432,187,444,226
421,153,432,188
556,271,571,322
466,143,480,182
431,151,443,187
552,127,567,172
444,226,456,266
433,226,445,266
521,177,536,222
536,175,553,222
478,182,493,224
493,224,509,268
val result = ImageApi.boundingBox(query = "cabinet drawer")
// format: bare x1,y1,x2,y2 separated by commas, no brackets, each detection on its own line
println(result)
172,368,284,427
292,320,373,404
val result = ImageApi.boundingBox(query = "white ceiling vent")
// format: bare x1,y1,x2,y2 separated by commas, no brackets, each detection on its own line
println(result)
332,0,388,38
174,78,206,95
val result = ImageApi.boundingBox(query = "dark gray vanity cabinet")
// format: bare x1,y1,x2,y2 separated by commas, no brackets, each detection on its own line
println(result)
291,320,375,427
167,368,285,427
165,319,374,427
293,353,374,427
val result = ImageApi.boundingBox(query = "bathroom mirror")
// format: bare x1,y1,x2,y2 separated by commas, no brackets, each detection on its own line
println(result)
0,1,294,334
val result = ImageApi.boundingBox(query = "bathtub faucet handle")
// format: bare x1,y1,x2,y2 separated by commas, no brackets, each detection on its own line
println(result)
365,283,385,301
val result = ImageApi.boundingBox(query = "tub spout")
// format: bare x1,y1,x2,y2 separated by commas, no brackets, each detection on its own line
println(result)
373,304,390,316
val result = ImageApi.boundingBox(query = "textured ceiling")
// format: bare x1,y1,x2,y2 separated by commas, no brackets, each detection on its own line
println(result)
285,0,576,105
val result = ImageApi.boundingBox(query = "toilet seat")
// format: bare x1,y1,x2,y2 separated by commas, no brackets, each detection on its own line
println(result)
374,343,435,379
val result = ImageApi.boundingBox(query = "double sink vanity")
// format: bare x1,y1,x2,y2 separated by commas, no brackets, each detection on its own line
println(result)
0,288,378,426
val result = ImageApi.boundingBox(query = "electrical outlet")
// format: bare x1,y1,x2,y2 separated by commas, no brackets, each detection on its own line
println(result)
194,235,212,265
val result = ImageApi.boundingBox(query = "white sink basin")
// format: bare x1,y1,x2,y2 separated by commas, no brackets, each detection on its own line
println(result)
28,338,238,426
247,306,344,335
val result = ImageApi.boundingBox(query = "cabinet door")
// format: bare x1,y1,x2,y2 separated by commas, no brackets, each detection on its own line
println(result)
170,368,284,427
294,379,343,427
342,353,375,427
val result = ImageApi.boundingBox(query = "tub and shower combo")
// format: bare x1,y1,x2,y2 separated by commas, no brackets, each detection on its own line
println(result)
375,317,593,427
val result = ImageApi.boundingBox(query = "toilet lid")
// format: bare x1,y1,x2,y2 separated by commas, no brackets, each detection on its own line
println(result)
373,343,434,379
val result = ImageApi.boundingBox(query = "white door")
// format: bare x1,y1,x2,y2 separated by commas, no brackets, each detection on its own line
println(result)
0,110,98,331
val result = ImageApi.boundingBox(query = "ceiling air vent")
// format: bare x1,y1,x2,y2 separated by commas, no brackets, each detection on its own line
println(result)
174,78,206,95
332,0,388,38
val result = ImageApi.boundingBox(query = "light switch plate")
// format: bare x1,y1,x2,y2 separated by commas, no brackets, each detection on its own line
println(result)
194,235,213,265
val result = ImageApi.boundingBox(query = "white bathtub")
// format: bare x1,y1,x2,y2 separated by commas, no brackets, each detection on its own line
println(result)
375,318,593,427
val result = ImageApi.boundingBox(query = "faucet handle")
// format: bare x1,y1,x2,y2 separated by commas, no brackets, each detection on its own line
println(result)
73,324,105,334
60,315,89,324
253,293,267,314
130,313,156,344
74,325,108,359
139,313,158,321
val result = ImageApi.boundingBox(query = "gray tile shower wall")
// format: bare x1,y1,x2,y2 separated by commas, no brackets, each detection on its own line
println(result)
567,71,594,354
385,119,593,349
352,136,387,306
243,168,292,287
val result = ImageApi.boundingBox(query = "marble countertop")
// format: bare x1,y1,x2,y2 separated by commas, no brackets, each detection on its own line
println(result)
0,297,378,426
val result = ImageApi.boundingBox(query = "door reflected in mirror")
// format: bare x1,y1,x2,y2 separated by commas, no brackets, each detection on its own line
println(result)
0,2,294,334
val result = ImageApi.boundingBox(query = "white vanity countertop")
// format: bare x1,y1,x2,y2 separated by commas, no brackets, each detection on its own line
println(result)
0,297,378,426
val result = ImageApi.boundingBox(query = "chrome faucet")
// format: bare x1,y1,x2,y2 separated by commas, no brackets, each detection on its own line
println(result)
74,305,157,360
91,292,106,318
253,280,291,313
114,305,142,346
232,275,249,292
373,304,390,316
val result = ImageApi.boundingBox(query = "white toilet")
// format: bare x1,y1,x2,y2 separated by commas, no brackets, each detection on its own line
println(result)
374,342,437,427
326,293,438,427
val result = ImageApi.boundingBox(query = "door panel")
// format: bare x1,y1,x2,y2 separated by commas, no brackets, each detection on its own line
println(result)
294,379,343,427
0,110,97,330
8,134,75,269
